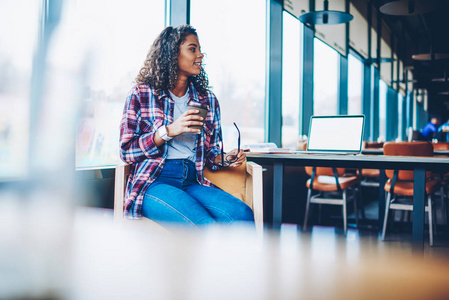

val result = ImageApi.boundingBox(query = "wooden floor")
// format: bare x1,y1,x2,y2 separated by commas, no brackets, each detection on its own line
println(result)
284,224,449,261
294,207,449,261
66,207,449,300
293,184,449,260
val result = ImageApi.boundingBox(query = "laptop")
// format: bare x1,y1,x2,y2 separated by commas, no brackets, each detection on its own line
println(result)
301,115,365,155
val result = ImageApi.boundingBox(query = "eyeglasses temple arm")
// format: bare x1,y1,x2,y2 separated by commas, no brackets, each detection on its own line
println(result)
233,122,241,152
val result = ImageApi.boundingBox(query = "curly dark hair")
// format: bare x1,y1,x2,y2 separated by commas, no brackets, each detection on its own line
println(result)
136,25,209,96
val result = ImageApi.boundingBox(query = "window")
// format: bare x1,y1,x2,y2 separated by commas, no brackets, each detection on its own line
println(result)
190,0,266,150
378,79,388,142
348,53,363,115
313,38,339,116
282,11,302,148
48,0,165,168
0,0,40,177
398,93,404,141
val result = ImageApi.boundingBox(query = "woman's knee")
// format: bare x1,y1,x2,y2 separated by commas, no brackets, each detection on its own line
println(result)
143,186,217,227
206,197,255,223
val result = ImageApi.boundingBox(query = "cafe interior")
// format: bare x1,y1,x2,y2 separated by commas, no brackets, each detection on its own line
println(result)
2,0,449,298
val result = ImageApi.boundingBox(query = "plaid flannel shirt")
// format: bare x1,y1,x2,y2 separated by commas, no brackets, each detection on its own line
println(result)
120,82,222,218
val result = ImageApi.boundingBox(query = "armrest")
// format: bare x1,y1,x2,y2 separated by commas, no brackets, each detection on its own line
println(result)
246,161,264,233
114,163,130,221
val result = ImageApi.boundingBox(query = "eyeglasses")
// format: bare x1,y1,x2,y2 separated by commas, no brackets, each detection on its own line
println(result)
216,122,240,167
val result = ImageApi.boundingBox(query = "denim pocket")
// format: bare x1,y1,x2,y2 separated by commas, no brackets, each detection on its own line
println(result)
159,160,184,179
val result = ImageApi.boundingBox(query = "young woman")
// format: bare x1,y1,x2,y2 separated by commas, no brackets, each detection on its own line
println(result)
119,25,254,229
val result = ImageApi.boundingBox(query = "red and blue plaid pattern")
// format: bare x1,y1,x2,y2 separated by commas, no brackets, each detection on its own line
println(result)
120,82,222,218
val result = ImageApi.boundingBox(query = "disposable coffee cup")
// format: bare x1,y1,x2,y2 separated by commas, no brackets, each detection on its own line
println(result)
187,102,209,131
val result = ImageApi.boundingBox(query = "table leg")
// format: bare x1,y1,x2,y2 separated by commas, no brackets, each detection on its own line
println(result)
412,168,426,254
272,160,284,228
378,169,386,228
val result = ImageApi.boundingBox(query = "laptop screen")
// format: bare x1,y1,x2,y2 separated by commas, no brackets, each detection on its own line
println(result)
307,115,365,153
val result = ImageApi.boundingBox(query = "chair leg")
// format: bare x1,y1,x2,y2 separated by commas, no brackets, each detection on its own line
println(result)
428,195,434,247
440,186,447,225
358,186,366,219
342,190,348,236
402,211,407,222
318,204,322,224
446,186,449,224
303,188,312,231
352,189,359,228
381,192,392,241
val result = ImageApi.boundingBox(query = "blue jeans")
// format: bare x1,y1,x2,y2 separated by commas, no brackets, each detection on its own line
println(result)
142,159,254,229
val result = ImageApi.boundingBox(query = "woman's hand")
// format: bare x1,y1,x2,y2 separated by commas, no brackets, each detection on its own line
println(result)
226,149,246,167
167,109,204,137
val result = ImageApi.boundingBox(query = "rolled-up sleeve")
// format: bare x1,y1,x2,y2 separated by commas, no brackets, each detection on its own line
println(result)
120,88,162,163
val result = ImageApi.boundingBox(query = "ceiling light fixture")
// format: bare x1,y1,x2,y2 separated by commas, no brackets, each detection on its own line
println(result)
412,53,449,61
379,0,442,16
298,0,353,25
431,78,448,82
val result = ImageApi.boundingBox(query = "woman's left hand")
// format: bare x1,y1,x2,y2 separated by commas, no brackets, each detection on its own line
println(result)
226,149,246,167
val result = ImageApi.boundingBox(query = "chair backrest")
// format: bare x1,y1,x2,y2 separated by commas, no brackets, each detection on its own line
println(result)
433,142,449,151
203,161,247,202
383,141,433,180
302,142,346,177
363,141,384,149
304,166,346,177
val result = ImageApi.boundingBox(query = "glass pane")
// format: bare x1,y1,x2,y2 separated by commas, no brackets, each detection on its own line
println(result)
282,11,302,149
190,0,266,150
398,93,404,141
49,0,165,168
349,2,368,59
0,0,40,178
315,0,346,55
313,38,338,116
379,79,388,142
348,53,363,115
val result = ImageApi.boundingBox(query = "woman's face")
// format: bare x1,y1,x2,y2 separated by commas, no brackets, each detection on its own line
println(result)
177,34,204,79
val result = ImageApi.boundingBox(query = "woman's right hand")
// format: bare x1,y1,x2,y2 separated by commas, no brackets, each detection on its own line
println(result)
166,109,204,137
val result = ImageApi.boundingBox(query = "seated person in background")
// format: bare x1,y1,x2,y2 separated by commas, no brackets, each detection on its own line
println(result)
421,117,439,140
438,119,449,142
438,119,449,132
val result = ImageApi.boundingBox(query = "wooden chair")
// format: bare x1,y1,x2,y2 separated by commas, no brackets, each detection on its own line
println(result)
363,141,384,149
114,161,264,233
303,165,362,236
431,142,449,179
381,142,443,246
432,142,449,151
431,142,449,225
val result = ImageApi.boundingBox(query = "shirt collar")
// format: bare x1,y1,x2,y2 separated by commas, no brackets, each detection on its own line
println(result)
158,82,201,104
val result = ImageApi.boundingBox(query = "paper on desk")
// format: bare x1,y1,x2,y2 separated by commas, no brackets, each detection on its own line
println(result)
242,143,293,153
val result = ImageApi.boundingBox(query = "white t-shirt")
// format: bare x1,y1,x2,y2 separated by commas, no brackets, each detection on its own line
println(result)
166,89,197,162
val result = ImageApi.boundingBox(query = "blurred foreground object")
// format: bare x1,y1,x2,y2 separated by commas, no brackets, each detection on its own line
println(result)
2,208,449,299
